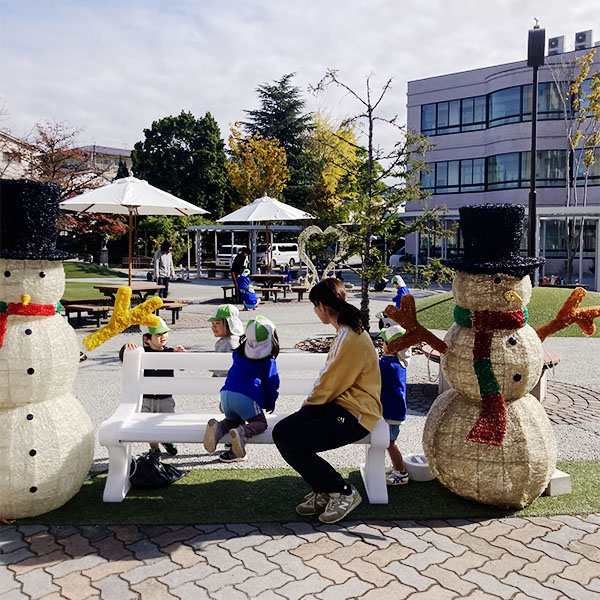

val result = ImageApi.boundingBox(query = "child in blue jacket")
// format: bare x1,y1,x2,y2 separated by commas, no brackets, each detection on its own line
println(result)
238,268,259,310
379,323,411,486
203,315,280,460
391,275,410,308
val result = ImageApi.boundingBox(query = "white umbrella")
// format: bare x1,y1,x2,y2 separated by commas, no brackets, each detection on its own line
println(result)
217,194,314,271
60,177,209,284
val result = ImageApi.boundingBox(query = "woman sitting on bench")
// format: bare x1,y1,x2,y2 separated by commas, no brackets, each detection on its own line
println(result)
273,278,382,524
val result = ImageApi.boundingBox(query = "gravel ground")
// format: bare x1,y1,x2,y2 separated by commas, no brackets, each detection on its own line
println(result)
71,275,600,471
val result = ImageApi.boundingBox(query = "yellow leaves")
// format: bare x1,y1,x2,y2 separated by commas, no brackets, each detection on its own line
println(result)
83,287,162,351
226,123,290,206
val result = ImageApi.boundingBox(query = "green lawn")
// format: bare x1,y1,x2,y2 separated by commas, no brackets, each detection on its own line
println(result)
63,261,127,279
61,282,109,301
14,460,600,525
415,287,600,338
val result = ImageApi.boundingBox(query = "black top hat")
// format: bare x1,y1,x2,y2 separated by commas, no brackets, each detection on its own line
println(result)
441,203,545,278
0,179,75,260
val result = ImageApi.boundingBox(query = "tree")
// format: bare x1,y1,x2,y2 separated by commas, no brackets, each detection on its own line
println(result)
312,70,453,324
243,73,313,207
547,48,600,283
225,123,290,206
131,111,229,217
115,157,129,179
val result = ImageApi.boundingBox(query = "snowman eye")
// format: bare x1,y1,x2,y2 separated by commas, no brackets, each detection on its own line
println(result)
3,271,10,277
39,272,46,278
494,277,501,284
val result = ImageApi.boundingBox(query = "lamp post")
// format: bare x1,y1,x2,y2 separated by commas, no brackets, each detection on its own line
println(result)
527,23,545,285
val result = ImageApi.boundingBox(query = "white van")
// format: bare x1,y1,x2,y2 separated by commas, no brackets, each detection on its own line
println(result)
216,245,245,267
257,243,300,267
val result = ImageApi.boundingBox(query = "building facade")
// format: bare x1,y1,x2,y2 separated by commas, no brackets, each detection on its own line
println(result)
405,33,599,289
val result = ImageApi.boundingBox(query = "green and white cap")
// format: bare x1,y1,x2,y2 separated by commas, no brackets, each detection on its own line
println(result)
241,268,251,277
376,310,396,329
244,315,276,360
380,324,406,344
208,304,244,336
391,275,406,286
143,317,171,335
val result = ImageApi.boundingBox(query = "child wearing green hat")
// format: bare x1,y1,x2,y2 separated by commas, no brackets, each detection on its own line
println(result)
204,315,280,461
379,323,410,486
119,316,186,456
391,275,410,308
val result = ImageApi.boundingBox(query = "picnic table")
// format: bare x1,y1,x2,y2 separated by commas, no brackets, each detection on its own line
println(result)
93,283,165,303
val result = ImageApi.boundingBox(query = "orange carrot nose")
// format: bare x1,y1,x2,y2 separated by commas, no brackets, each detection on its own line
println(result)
21,294,31,306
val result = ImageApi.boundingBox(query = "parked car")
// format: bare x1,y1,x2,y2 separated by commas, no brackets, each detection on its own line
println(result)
388,247,407,268
257,243,300,267
216,245,246,267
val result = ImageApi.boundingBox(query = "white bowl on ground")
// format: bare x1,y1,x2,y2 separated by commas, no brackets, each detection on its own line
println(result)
404,453,436,482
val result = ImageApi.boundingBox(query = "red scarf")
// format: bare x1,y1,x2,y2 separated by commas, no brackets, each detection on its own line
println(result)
0,302,57,348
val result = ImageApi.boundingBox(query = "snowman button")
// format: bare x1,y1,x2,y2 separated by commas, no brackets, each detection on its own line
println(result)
27,368,35,375
29,487,37,493
508,337,517,345
29,449,36,456
25,329,32,335
513,373,522,382
27,414,34,420
39,272,46,278
3,270,10,277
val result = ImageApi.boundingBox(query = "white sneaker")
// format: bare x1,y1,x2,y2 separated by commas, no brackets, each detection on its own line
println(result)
386,468,409,486
318,485,362,524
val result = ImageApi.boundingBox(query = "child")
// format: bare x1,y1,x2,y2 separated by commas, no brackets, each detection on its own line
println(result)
279,263,292,283
204,315,280,460
391,274,410,308
379,323,410,486
119,317,186,456
237,268,259,310
207,303,245,462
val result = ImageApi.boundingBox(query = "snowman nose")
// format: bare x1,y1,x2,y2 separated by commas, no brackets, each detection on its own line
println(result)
504,290,522,304
21,294,31,305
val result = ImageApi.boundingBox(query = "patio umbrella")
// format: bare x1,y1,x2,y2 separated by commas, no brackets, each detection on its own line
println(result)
60,177,209,285
217,194,314,271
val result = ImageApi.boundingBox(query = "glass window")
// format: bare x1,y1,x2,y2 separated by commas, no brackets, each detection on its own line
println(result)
487,153,520,189
575,147,600,181
488,87,522,126
421,104,436,134
435,161,448,192
437,102,449,128
421,164,434,189
461,158,485,191
538,82,563,119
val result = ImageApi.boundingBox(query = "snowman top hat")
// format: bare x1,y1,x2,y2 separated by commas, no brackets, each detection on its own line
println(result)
441,203,544,278
0,179,74,261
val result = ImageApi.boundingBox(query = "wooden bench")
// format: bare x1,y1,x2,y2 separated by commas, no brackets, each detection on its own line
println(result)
255,286,280,302
98,350,389,504
64,304,111,327
221,284,237,300
156,300,189,325
291,286,309,301
420,343,561,402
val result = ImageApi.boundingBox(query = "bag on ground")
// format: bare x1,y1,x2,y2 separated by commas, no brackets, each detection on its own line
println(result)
129,452,185,488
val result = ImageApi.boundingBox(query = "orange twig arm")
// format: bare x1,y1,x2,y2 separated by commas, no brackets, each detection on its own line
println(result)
384,295,448,354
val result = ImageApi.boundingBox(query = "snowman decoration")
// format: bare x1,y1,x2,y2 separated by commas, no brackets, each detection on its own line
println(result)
386,204,600,508
0,179,94,519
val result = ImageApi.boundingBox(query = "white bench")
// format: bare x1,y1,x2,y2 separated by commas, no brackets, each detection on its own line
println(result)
99,348,389,504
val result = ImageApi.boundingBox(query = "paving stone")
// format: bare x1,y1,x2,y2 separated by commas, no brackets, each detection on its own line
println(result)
544,574,597,599
445,519,480,532
528,539,582,565
0,564,20,595
170,582,211,600
478,555,528,579
79,526,111,543
275,572,331,600
46,554,105,578
454,532,504,559
0,529,27,554
236,568,294,597
219,534,273,554
462,570,520,599
127,538,166,561
561,557,600,586
122,556,181,584
552,515,598,532
153,527,199,548
582,514,600,526
567,540,600,562
491,536,544,561
527,517,563,532
421,530,468,556
406,585,459,599
132,577,180,600
159,562,219,589
202,545,241,571
270,551,316,579
503,572,562,599
187,528,236,551
505,522,551,544
211,585,248,600
580,530,600,549
26,531,61,556
54,572,98,600
83,558,144,581
440,550,489,576
163,543,206,569
470,521,515,542
341,523,393,548
91,574,138,600
17,568,60,599
363,543,414,567
543,525,587,547
137,525,171,539
58,533,95,558
422,564,478,596
7,549,65,575
281,522,325,541
255,592,286,600
501,517,530,528
394,520,433,537
107,526,144,544
17,525,47,537
587,578,600,593
327,540,377,563
193,524,223,534
519,556,569,582
254,534,305,557
305,555,353,584
343,556,394,586
403,547,453,570
1,547,34,565
90,535,131,561
382,563,436,591
48,526,80,540
290,537,342,561
195,565,255,593
382,527,432,552
464,591,503,600
225,523,259,536
360,580,417,600
2,590,29,600
315,575,373,600
233,546,277,576
255,523,292,537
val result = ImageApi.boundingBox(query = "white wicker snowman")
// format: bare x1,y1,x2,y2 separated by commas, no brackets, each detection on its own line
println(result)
0,180,94,519
386,204,600,508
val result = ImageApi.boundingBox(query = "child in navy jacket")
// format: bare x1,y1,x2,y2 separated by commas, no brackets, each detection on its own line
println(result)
391,275,410,308
237,268,259,310
203,315,280,460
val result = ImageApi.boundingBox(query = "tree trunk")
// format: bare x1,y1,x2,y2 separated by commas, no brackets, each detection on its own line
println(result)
360,229,371,329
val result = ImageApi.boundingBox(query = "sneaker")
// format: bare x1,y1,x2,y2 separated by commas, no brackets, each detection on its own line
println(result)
386,468,409,486
219,449,248,463
204,419,224,453
296,491,330,516
162,443,178,456
229,427,246,459
318,485,362,524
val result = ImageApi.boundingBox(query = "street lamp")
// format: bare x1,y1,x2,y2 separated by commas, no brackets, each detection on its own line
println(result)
527,22,545,285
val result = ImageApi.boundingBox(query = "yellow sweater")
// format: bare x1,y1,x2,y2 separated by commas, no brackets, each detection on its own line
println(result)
303,326,382,431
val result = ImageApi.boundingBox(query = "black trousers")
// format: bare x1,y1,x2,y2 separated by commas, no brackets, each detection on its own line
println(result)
157,276,170,298
273,403,369,494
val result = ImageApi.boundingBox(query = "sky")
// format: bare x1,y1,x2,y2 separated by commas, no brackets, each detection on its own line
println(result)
1,0,597,151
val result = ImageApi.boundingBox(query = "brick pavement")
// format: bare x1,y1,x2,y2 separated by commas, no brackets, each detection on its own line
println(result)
2,516,599,599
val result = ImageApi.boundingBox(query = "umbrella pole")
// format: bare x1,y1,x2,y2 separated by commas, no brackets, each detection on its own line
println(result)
266,221,270,273
128,211,133,286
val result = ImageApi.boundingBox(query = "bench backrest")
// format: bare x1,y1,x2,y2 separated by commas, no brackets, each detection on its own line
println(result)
122,348,328,405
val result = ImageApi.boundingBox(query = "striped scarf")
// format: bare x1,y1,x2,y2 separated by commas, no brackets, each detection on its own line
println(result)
454,305,528,446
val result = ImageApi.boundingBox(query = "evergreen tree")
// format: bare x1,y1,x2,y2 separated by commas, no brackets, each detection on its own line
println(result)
115,157,129,179
131,111,228,217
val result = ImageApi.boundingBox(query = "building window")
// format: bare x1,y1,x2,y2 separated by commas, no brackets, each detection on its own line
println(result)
487,153,521,189
488,87,523,127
